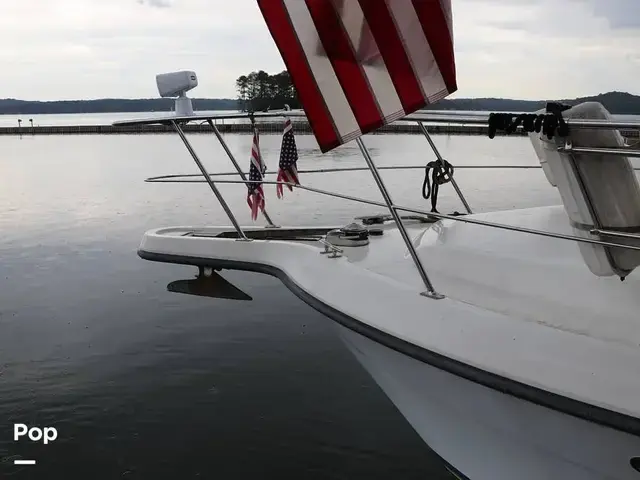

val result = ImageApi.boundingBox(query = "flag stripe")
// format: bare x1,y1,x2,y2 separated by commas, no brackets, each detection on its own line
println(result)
283,0,361,145
357,0,426,114
305,0,384,135
284,170,296,184
439,0,453,29
247,128,266,220
257,0,339,151
250,130,262,171
411,0,457,93
277,114,299,199
334,0,405,122
387,1,447,103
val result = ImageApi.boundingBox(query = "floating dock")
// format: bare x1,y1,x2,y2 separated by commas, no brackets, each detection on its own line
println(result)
0,122,638,139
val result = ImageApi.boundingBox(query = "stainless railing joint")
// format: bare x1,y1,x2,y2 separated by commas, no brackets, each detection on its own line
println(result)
318,239,343,258
421,291,446,300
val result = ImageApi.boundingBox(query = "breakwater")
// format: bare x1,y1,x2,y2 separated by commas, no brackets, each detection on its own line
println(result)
0,121,638,139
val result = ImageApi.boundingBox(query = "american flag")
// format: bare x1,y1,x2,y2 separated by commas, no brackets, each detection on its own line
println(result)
276,117,300,199
313,0,381,65
257,0,457,153
246,127,266,221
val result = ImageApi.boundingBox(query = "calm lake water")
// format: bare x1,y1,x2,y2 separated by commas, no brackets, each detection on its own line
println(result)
0,111,232,127
0,126,633,479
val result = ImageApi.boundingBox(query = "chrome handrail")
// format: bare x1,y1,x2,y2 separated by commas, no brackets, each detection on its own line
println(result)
144,177,640,251
171,120,249,241
145,163,640,181
559,144,640,158
590,229,640,240
131,110,640,299
408,113,640,131
114,109,640,131
114,110,307,126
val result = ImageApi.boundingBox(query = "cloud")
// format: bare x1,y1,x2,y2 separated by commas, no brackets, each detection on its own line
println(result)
137,0,173,8
0,0,283,100
585,0,640,28
451,0,640,99
0,0,638,101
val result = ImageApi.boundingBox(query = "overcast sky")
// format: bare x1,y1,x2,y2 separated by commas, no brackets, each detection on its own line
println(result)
1,0,638,101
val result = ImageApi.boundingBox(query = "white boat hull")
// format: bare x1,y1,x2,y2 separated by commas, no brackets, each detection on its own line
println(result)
127,100,640,477
336,324,640,480
136,208,640,478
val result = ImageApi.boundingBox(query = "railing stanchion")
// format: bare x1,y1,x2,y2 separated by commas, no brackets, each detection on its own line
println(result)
206,119,278,228
171,120,249,241
418,121,473,214
355,137,444,299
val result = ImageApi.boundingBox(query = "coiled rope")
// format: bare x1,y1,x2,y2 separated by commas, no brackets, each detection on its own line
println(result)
422,159,454,213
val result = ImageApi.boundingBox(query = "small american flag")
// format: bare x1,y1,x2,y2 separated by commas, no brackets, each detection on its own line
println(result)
247,127,266,220
276,117,299,199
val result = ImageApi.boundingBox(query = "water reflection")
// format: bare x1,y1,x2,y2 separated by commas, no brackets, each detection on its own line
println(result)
167,269,253,301
1,133,478,479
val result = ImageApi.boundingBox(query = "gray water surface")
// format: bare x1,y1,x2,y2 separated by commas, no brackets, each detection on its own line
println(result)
0,132,558,479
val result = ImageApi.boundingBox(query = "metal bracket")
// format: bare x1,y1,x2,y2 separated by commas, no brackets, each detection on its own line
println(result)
590,228,640,240
562,139,574,152
420,291,446,300
318,239,343,258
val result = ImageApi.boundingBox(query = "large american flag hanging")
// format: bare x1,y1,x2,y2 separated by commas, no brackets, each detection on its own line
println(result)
257,0,457,153
246,128,266,220
276,117,300,199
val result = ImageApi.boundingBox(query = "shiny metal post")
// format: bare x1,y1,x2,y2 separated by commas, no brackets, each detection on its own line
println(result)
171,120,249,241
356,137,444,299
558,144,640,158
418,121,473,214
205,119,278,228
147,176,640,252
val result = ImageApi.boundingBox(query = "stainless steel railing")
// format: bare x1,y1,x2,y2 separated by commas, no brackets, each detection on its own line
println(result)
148,163,640,179
145,177,640,254
114,109,640,131
121,110,640,299
152,116,472,298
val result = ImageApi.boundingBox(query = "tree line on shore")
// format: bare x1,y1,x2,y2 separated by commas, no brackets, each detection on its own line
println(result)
232,76,640,115
0,98,237,115
1,81,638,116
235,70,300,112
